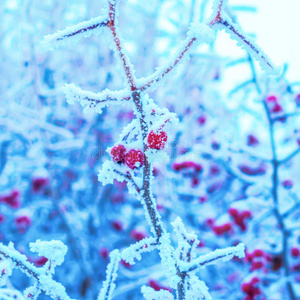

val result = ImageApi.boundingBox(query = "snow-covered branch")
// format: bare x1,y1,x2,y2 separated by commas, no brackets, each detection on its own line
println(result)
97,250,121,300
63,83,131,114
0,241,73,300
121,237,158,265
43,15,108,50
138,24,214,92
180,243,245,272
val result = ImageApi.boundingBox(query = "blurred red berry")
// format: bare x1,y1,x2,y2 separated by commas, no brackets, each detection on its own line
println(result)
282,180,293,189
247,134,259,147
111,220,123,231
0,190,21,209
35,256,48,267
32,178,49,193
291,248,300,258
99,247,109,260
197,115,206,125
130,229,146,241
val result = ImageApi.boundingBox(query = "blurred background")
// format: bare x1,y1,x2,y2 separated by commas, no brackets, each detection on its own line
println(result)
1,0,300,299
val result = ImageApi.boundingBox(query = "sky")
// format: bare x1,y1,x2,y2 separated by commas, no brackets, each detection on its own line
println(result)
222,0,300,82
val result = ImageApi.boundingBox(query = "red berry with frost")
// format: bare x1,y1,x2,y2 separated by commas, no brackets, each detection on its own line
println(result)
147,130,168,150
291,248,300,257
32,178,49,193
110,144,126,164
125,149,144,169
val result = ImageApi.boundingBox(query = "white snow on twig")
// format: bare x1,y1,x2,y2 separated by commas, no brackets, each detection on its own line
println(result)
43,15,108,50
98,250,121,300
63,83,131,114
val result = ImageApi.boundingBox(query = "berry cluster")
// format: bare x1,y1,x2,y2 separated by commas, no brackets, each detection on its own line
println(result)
110,145,144,170
212,223,232,236
228,208,252,231
0,190,21,209
241,277,261,300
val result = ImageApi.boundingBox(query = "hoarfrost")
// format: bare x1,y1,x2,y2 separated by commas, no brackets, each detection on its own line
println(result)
141,286,174,300
98,250,121,300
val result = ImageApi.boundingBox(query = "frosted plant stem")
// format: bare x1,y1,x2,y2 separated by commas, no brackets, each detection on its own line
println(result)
263,101,297,300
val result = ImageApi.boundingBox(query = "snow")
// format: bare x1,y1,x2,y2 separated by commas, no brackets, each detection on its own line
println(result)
141,286,174,300
29,240,68,268
121,237,158,265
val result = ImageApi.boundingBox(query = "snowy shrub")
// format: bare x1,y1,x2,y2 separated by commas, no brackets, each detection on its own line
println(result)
0,0,299,299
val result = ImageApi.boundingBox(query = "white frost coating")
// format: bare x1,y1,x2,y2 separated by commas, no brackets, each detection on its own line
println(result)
0,242,75,300
141,286,174,300
158,234,180,289
121,237,157,265
98,250,121,300
0,260,14,286
30,240,68,268
42,15,108,50
180,243,245,272
214,14,280,75
185,276,212,300
63,83,131,114
137,24,214,92
0,288,26,300
24,285,41,300
171,217,198,262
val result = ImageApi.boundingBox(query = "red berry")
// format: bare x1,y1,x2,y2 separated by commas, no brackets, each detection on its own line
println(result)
251,261,264,270
130,229,146,241
228,208,239,218
147,130,168,150
125,149,144,169
110,145,126,164
266,95,277,102
282,180,293,189
247,134,259,147
197,115,206,125
99,247,109,260
32,178,49,193
0,190,21,209
291,247,300,258
238,165,266,176
271,103,283,113
35,256,48,267
252,249,264,257
111,220,123,231
241,210,252,219
15,215,31,233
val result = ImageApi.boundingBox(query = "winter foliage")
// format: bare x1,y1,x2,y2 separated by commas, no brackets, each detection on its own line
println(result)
1,0,299,299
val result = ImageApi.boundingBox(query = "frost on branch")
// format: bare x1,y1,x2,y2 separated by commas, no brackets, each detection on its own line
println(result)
184,276,211,300
63,83,131,114
98,250,121,300
158,234,180,289
138,24,215,91
121,237,158,265
30,240,68,270
0,241,73,300
141,286,174,300
208,0,280,75
180,243,245,272
43,15,108,50
0,288,25,300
